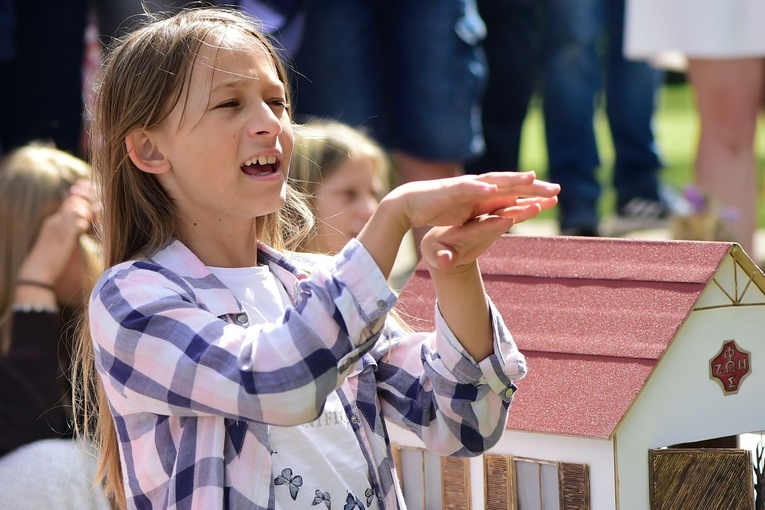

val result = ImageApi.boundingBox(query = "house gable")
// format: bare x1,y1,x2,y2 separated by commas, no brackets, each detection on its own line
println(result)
695,246,765,310
396,235,745,439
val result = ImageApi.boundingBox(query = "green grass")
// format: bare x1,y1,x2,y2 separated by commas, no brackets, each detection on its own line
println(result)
518,81,765,225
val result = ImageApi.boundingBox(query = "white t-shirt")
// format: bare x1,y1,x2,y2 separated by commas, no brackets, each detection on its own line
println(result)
208,264,377,509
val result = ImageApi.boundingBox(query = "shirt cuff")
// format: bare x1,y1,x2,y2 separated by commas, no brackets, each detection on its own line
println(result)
435,298,526,401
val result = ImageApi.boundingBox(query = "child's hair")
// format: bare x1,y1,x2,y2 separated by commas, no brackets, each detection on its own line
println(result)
0,143,99,355
289,120,390,251
290,120,389,198
74,8,313,508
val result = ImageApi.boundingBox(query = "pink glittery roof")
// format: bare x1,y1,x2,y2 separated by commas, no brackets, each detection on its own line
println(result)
396,235,735,438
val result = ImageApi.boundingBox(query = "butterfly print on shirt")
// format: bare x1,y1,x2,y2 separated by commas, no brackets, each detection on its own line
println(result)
274,468,303,500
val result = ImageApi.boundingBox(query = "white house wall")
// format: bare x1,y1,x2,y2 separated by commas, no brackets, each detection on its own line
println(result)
615,260,765,510
489,430,616,510
388,422,616,509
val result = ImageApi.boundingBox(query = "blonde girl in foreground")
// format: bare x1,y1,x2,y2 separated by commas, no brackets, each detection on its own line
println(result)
75,8,560,510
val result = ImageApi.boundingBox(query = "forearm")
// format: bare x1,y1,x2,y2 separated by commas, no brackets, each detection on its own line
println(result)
375,321,512,457
428,262,493,361
355,194,411,279
92,245,397,425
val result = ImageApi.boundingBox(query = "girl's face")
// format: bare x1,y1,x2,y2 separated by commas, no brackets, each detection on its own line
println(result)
149,40,293,235
313,155,381,254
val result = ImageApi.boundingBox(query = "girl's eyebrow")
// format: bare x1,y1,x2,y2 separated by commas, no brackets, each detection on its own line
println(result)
211,75,284,94
211,78,246,93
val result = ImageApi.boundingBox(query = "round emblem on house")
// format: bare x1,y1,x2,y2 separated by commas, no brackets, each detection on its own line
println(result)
709,340,751,395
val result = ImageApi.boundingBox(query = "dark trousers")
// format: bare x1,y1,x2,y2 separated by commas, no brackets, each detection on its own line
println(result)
466,0,540,174
0,0,88,157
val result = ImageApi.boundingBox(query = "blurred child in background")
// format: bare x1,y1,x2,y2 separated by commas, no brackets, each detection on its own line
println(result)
290,120,389,255
0,143,107,509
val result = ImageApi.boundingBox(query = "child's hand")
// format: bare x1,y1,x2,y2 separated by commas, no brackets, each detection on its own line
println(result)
17,182,94,285
420,188,558,273
420,217,510,273
386,171,560,232
358,171,559,279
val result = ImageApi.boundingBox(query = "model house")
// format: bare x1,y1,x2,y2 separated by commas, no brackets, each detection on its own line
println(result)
390,235,765,510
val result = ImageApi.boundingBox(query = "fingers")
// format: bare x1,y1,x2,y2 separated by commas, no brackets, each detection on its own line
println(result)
472,171,560,197
422,215,516,272
462,174,559,218
388,171,559,231
491,197,558,222
69,179,92,199
62,192,94,231
434,248,454,272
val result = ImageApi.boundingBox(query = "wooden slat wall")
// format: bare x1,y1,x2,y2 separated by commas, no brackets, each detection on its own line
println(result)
649,448,754,510
442,457,471,510
559,462,590,510
484,454,517,510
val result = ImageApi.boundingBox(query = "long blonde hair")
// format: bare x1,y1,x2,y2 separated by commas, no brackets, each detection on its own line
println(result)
72,8,313,508
0,143,99,355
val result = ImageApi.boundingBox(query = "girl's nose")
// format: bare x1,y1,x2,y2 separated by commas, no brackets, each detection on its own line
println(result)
247,103,283,137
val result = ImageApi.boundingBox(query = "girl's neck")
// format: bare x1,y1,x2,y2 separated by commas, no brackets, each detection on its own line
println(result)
176,219,260,268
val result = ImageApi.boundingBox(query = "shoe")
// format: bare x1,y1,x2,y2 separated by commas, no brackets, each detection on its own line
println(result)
602,186,689,237
560,226,600,237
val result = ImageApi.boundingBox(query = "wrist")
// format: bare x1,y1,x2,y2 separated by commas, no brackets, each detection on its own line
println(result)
16,279,56,292
426,258,479,277
17,260,57,287
376,192,412,237
14,278,58,308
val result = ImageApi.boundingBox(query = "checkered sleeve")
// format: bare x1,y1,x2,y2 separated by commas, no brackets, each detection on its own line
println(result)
90,241,396,427
373,299,525,456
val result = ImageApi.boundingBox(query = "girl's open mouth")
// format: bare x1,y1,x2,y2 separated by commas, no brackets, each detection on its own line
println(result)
242,155,279,176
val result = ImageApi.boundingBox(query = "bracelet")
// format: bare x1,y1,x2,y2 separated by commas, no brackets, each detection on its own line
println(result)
16,279,56,292
12,303,59,314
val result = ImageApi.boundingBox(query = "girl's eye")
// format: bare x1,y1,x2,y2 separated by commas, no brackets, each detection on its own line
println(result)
268,99,289,112
216,100,240,109
341,189,358,201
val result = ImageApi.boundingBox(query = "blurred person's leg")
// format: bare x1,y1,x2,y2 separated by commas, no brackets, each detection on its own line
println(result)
686,58,761,254
292,0,384,141
294,0,487,255
604,0,666,234
388,0,486,170
390,0,487,251
542,0,602,235
0,0,88,157
466,0,539,174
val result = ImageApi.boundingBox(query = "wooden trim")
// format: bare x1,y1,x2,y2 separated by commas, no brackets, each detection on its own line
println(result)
559,462,590,510
391,443,403,491
484,454,517,510
442,456,471,510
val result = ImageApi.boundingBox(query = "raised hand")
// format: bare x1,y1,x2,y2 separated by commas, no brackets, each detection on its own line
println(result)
17,180,94,288
387,171,559,231
357,171,559,280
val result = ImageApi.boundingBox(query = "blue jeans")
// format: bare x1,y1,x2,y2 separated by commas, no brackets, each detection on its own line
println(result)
467,0,540,174
292,0,487,162
542,0,664,230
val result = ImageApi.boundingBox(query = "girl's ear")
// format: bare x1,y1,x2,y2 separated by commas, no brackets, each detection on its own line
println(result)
125,130,171,174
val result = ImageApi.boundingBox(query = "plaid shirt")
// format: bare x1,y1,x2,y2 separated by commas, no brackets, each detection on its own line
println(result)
90,239,526,509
